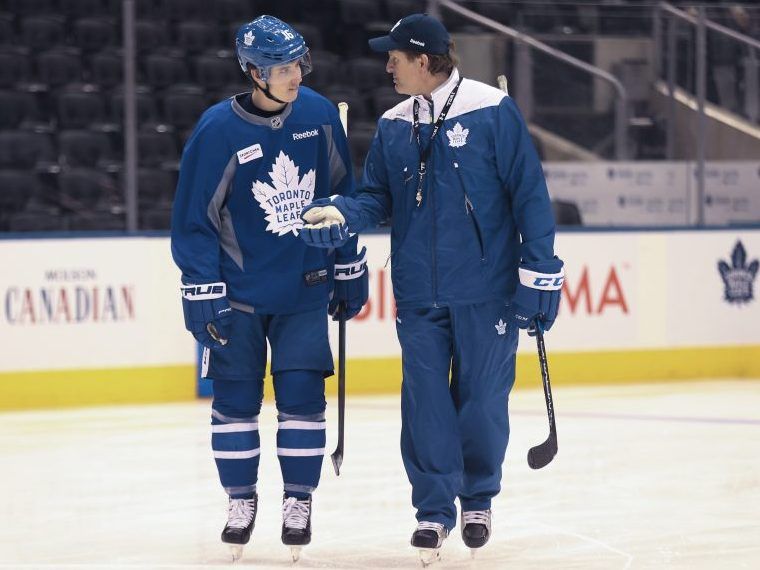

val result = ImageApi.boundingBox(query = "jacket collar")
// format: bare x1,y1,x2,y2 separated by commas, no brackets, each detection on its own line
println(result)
413,68,460,121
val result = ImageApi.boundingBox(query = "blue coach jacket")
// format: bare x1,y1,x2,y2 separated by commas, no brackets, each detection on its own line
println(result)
353,69,557,309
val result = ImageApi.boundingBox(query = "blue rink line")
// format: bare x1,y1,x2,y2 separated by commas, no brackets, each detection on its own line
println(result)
513,410,760,426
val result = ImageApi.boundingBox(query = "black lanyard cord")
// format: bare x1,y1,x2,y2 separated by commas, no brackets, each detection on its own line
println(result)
412,77,463,207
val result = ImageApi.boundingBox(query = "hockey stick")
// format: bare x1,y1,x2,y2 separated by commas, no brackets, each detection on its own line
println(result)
497,74,509,95
331,301,347,475
330,102,349,476
338,101,348,134
527,322,558,469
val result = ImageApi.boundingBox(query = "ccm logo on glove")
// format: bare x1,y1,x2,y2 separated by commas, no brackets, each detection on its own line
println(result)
519,269,564,291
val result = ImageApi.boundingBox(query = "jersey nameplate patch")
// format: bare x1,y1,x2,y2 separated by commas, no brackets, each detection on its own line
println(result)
237,143,263,164
303,269,328,286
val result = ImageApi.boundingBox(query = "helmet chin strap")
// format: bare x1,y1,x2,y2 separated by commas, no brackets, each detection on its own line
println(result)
249,66,288,106
261,82,288,105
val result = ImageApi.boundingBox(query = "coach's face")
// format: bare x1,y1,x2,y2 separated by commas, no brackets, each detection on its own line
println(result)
386,49,427,96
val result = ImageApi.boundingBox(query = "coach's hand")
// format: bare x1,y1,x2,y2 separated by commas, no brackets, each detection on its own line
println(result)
300,196,358,248
510,257,564,335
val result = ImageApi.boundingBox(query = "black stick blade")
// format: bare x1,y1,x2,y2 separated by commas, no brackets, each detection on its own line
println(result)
331,449,343,476
527,433,557,469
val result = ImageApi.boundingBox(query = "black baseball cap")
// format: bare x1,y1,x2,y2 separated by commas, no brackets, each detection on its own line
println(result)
368,13,450,55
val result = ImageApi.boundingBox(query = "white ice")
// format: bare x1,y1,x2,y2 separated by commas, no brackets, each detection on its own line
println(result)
0,379,758,569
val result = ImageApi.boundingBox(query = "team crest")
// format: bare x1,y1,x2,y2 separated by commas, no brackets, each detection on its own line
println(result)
718,240,758,304
447,122,469,148
252,151,315,236
495,319,507,335
270,116,283,129
243,31,254,46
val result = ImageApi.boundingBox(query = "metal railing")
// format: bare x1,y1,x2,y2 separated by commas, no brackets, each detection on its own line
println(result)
653,1,760,225
429,0,629,160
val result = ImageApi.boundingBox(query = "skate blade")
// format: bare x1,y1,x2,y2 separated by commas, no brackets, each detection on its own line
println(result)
418,548,441,567
229,544,243,562
290,545,302,562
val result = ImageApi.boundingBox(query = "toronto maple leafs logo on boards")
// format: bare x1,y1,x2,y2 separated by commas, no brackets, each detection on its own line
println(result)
446,122,469,148
718,240,758,304
252,151,315,236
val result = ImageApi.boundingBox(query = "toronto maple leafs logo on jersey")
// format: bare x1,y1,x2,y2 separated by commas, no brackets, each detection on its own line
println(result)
447,122,469,148
718,240,758,304
252,151,315,236
495,319,507,335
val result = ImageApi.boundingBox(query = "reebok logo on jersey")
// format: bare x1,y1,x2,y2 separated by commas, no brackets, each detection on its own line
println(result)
293,129,319,141
237,143,263,164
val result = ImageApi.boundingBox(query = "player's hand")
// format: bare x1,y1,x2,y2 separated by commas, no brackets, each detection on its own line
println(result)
329,247,368,320
509,257,564,335
180,281,233,350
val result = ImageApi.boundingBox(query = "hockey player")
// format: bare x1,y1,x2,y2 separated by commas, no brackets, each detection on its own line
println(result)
170,15,368,562
299,13,564,565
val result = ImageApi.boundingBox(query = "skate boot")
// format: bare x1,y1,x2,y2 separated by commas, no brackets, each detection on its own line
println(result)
461,509,491,555
221,494,258,562
281,494,312,562
411,521,448,567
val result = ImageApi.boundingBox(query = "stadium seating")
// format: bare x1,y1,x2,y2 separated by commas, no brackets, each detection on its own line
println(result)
0,0,644,232
0,131,56,170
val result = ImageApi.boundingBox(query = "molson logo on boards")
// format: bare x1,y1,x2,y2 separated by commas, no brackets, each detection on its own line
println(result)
3,268,135,325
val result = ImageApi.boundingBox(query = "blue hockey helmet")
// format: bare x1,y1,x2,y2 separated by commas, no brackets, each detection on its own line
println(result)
235,16,312,82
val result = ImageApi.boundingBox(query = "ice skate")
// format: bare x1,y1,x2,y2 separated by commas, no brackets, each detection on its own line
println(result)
221,494,258,562
411,521,447,566
461,509,491,556
281,495,312,562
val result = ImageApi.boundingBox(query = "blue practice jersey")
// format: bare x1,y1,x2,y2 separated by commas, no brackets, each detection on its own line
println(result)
171,87,356,315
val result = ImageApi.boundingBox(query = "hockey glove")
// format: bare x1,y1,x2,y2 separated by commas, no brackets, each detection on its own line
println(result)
300,196,358,248
510,257,564,335
180,281,233,350
329,247,369,321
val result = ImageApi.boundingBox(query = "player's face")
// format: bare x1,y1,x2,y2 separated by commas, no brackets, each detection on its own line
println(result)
262,60,303,102
386,50,424,96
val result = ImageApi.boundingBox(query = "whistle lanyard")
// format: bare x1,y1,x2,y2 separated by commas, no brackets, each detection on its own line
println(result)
412,78,463,207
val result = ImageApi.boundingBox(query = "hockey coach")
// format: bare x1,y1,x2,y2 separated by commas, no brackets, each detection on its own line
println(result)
299,13,565,560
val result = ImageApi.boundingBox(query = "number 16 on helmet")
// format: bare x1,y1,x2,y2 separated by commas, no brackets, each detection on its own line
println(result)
235,15,312,82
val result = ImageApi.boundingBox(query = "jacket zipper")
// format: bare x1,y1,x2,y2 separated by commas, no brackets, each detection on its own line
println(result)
455,162,486,261
430,154,439,307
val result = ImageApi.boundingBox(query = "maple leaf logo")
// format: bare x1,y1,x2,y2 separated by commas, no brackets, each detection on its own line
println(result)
252,151,315,236
446,122,469,148
718,240,758,304
495,319,507,335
